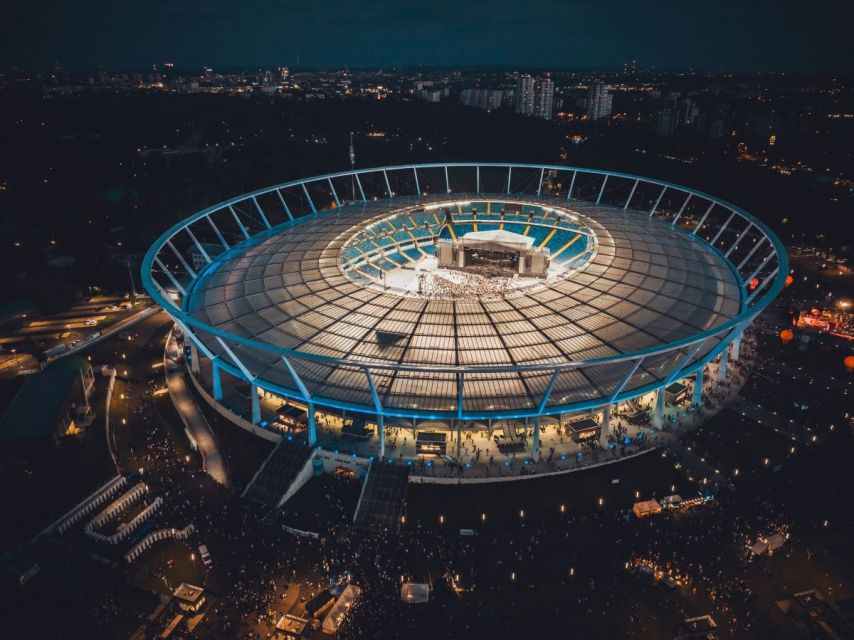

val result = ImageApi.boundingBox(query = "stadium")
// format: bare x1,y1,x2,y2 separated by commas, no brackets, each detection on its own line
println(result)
142,163,787,471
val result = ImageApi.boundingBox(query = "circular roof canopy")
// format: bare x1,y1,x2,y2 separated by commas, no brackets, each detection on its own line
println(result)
184,195,742,414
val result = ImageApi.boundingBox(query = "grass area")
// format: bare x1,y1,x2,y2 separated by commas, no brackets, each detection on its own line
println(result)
5,541,160,638
0,390,115,546
684,409,798,476
758,331,853,380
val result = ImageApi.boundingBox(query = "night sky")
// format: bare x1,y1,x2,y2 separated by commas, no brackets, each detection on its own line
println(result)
3,0,853,72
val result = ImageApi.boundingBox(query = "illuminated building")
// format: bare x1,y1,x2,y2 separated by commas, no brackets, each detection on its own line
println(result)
143,163,787,466
534,77,554,120
586,83,613,121
514,75,535,115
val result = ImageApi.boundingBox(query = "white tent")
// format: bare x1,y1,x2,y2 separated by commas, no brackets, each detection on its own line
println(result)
322,584,361,634
764,533,786,553
749,540,769,556
400,582,430,604
661,494,683,507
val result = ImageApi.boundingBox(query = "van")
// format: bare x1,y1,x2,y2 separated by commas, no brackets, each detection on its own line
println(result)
198,544,213,569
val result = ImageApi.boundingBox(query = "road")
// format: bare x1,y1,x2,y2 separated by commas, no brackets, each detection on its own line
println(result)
164,328,231,487
46,304,160,362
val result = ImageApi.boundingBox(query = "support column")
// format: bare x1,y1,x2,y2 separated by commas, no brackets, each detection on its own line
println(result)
718,347,729,382
455,420,461,461
251,383,261,425
532,417,540,462
212,360,223,401
377,414,385,459
653,388,665,428
731,335,742,362
307,401,316,446
693,368,704,406
190,343,200,374
599,404,611,447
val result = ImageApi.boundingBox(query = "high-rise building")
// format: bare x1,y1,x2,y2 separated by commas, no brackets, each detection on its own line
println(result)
655,93,678,137
534,78,555,120
703,104,729,140
460,88,503,110
586,83,613,121
421,89,443,103
514,75,535,116
655,109,676,137
676,97,700,127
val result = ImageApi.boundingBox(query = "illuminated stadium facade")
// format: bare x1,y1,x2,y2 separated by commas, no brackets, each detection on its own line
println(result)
143,163,787,462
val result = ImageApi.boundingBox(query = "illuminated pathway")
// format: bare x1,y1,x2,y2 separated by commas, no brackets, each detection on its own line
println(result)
165,329,230,487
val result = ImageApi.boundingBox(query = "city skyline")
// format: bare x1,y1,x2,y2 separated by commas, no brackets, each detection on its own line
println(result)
3,0,854,73
2,5,854,638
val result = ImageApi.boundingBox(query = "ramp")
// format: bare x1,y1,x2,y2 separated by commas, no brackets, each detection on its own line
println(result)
353,463,410,531
242,439,313,508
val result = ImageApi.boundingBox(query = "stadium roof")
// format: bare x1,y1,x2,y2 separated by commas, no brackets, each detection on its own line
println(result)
184,197,741,413
143,162,790,420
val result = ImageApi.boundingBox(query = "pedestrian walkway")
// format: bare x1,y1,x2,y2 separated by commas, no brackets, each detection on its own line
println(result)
165,329,230,487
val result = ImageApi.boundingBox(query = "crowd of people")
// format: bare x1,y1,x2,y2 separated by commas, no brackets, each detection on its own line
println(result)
30,318,850,640
415,269,529,300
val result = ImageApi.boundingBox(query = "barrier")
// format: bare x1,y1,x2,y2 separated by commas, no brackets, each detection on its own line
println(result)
86,496,163,545
124,524,196,563
84,483,149,538
103,367,119,470
56,476,128,535
282,524,320,540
